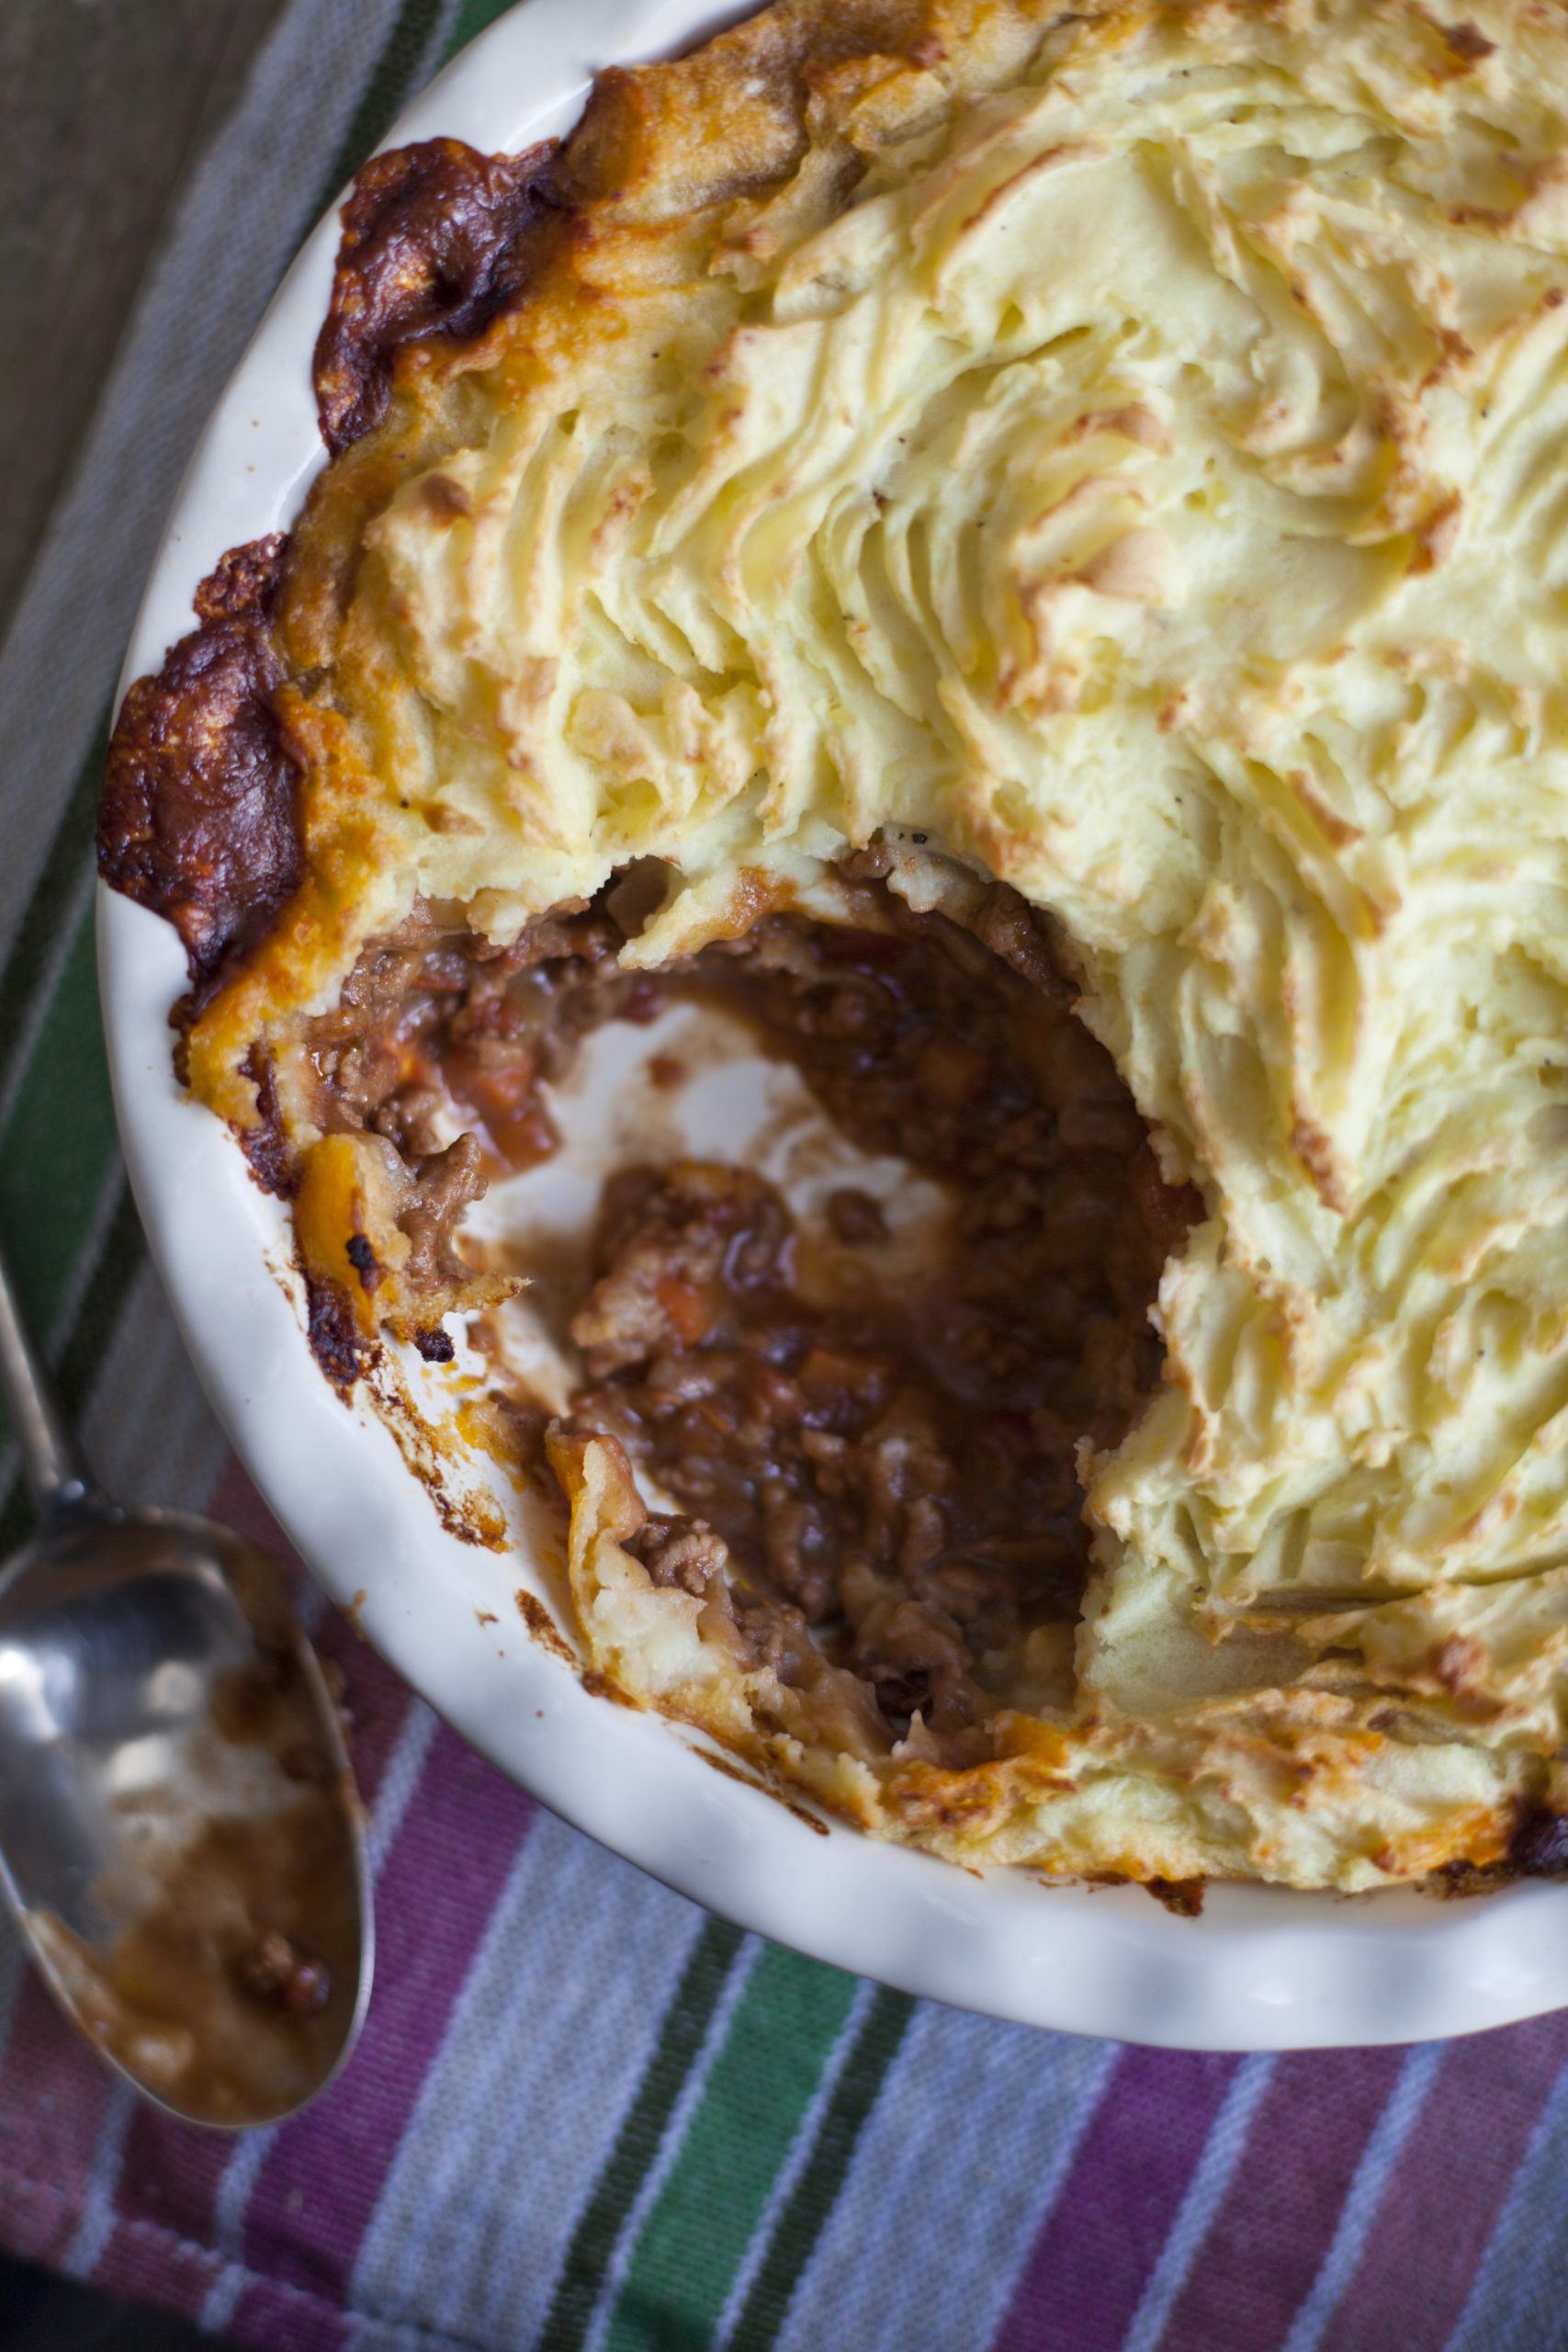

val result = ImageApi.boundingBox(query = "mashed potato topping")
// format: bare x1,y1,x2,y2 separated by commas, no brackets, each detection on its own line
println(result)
136,0,1568,1886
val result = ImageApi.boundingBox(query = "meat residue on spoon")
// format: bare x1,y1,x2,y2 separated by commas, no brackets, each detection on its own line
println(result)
28,1636,361,2127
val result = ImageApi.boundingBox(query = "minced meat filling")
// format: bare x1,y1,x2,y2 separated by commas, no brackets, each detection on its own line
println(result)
299,874,1195,1756
300,897,628,1168
561,905,1193,1752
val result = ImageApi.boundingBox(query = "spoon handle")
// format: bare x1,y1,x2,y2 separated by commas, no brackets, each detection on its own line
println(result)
0,1232,98,1521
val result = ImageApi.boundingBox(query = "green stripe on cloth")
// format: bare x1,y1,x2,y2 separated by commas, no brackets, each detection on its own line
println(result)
442,0,520,65
313,0,448,211
727,1989,916,2352
0,721,105,1096
540,1918,748,2352
0,1172,143,1555
604,1949,862,2352
0,899,119,1335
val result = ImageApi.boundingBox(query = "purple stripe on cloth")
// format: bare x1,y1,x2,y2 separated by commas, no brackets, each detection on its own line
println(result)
1318,2011,1568,2352
0,1968,119,2260
990,2048,1242,2352
212,2277,352,2352
72,2222,221,2326
87,1458,426,2314
225,1718,535,2328
1156,2047,1404,2352
0,2177,96,2274
91,2119,230,2311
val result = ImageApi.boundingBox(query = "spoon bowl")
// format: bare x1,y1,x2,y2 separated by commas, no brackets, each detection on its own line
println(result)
0,1503,371,2126
0,1234,372,2128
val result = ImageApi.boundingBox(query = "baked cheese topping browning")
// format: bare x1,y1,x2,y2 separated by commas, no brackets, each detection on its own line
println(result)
108,0,1568,1887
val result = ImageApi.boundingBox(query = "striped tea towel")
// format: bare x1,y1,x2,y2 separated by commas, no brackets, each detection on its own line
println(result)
1,2,1566,2346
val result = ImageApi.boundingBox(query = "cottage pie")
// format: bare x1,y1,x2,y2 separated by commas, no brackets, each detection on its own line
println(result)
101,0,1568,1893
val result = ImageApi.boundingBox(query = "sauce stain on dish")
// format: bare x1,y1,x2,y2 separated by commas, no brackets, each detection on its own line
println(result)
514,1586,577,1665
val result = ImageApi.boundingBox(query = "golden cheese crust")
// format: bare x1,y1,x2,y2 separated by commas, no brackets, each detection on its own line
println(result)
106,0,1568,1890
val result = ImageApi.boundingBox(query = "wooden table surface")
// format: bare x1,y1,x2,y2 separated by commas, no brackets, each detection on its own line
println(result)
0,0,287,646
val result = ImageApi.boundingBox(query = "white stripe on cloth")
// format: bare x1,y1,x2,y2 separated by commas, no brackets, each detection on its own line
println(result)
347,1815,719,2351
1278,2043,1445,2352
1445,2047,1568,2352
63,2084,138,2282
200,1694,441,2335
711,1977,880,2351
1122,2053,1276,2352
772,2007,1120,2352
0,0,438,956
581,1937,766,2352
78,1258,229,1514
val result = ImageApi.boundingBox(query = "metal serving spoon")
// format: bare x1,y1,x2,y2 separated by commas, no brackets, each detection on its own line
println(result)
0,1234,372,2127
